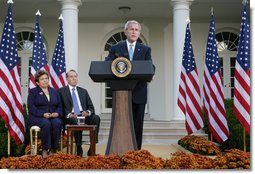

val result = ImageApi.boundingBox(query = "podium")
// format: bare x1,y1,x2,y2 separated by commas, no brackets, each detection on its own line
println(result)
89,60,154,156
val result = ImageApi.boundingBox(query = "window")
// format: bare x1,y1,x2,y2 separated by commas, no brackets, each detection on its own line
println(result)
216,31,239,99
16,31,34,51
216,31,239,52
16,30,48,77
16,30,48,103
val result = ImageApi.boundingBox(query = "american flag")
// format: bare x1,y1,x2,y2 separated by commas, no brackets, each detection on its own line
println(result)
29,11,50,89
177,23,203,134
234,3,250,134
0,2,25,145
203,14,229,143
50,15,66,89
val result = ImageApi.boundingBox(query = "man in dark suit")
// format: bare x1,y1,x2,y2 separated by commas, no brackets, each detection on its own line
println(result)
105,20,154,149
58,69,100,157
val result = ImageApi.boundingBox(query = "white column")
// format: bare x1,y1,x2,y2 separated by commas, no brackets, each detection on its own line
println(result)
58,0,81,72
171,0,193,120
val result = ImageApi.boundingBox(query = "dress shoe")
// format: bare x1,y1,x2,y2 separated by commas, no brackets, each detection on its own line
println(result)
77,145,83,157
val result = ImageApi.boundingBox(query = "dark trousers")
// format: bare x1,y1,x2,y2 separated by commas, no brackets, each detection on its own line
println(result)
29,117,62,150
132,103,146,150
66,115,100,146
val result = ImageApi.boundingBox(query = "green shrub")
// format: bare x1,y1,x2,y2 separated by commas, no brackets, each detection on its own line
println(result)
0,104,30,158
203,99,250,152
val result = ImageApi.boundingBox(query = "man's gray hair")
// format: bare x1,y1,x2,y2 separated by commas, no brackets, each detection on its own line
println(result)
124,20,141,31
66,69,78,78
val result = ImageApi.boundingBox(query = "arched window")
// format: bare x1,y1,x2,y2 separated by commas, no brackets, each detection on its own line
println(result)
216,31,239,52
16,30,48,52
16,30,48,103
16,31,34,51
216,31,239,99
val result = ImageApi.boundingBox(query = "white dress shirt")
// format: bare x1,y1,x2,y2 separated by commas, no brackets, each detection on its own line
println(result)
67,85,91,117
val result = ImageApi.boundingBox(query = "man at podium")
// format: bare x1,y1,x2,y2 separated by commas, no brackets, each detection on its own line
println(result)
105,20,154,150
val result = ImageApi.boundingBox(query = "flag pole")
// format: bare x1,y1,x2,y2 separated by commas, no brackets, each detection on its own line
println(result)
210,133,213,141
208,7,213,144
211,7,214,15
243,128,246,152
209,7,213,144
8,130,10,156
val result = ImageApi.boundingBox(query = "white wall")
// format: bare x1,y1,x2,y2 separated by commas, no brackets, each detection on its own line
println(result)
145,22,170,121
77,23,108,115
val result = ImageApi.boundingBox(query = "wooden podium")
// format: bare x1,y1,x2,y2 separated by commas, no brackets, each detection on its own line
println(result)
89,60,154,156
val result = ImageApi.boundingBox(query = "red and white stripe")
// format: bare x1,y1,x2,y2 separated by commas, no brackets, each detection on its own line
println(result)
178,66,204,134
0,59,25,144
50,65,66,89
29,65,50,89
203,66,230,143
234,61,250,133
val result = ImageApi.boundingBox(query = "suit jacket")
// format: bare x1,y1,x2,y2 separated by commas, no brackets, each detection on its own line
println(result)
27,86,63,122
58,86,95,117
105,41,153,104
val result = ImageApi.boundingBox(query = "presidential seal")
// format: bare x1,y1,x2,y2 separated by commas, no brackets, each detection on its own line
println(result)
111,57,132,78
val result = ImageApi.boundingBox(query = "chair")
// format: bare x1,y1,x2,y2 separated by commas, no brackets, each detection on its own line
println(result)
29,125,41,155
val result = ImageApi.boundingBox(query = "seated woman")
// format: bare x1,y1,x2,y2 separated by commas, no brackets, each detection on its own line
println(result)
27,70,63,158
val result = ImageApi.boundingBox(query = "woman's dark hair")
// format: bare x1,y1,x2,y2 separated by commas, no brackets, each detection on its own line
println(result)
35,70,49,83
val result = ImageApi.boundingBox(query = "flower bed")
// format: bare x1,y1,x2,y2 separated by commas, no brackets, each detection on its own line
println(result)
121,149,165,169
0,152,121,169
0,149,250,169
178,135,221,155
165,151,214,169
213,148,250,169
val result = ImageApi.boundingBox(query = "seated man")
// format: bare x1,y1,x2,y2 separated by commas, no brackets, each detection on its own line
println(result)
58,69,100,157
